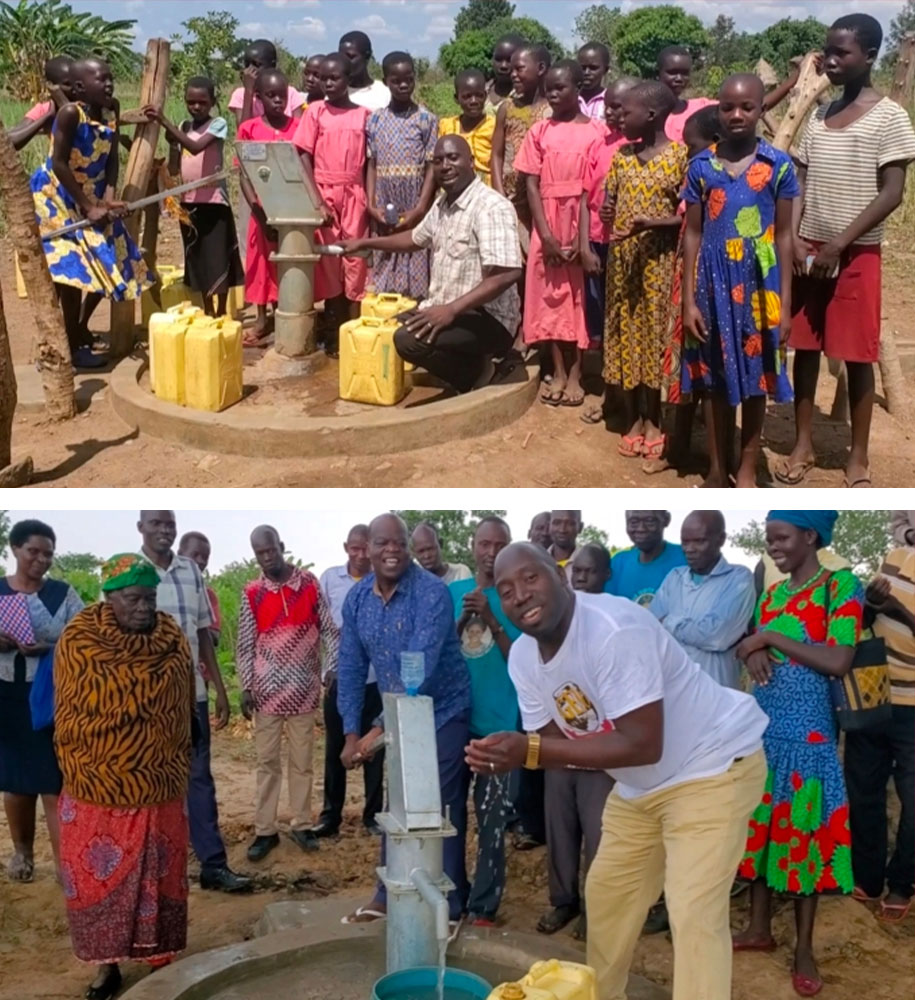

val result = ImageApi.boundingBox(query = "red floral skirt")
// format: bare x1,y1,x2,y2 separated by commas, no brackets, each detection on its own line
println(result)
58,793,188,963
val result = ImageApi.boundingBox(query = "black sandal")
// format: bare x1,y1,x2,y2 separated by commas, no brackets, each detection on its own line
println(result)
536,904,580,935
86,965,122,1000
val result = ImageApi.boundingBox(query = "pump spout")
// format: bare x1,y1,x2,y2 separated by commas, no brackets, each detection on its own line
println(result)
411,868,449,946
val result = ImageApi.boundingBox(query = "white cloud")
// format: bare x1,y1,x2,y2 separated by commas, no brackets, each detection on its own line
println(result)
360,13,399,37
240,21,269,34
287,16,328,40
264,0,320,7
419,14,454,42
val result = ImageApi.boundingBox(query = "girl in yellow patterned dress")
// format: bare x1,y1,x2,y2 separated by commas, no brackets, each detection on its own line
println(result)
602,80,687,459
30,58,152,369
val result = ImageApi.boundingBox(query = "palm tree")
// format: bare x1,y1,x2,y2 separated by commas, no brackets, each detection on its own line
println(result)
0,0,139,102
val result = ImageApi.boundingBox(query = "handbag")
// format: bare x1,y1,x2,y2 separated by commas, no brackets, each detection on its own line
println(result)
825,574,892,732
28,648,56,731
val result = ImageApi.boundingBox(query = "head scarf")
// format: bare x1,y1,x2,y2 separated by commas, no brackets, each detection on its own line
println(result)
101,553,160,592
766,510,838,549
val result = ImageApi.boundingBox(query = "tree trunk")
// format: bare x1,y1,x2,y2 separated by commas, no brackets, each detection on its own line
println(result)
0,116,76,421
771,52,831,152
109,38,171,356
0,264,33,485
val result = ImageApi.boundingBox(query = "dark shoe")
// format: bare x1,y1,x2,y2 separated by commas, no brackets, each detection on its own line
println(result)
513,831,543,851
309,822,340,839
200,865,254,892
85,965,122,1000
247,834,280,862
536,904,580,935
364,821,383,837
290,829,319,852
642,901,669,935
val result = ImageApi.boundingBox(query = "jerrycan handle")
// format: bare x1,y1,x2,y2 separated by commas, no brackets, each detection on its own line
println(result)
378,293,400,302
360,317,386,327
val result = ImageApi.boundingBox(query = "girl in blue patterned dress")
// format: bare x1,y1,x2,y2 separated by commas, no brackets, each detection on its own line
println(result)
681,74,799,488
734,510,861,999
365,52,438,299
30,58,152,369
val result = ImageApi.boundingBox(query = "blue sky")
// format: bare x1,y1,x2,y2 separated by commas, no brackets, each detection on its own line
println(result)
76,1,908,61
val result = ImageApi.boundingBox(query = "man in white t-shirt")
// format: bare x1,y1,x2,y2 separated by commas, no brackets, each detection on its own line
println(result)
339,30,391,110
466,543,768,1000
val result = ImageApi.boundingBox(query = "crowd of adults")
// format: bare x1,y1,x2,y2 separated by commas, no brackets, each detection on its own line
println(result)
0,508,911,1000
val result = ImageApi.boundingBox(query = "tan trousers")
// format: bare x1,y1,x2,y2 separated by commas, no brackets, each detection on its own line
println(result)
585,750,767,1000
254,712,315,835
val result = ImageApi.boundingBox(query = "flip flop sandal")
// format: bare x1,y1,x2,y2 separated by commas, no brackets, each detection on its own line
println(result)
6,853,34,882
579,405,604,424
852,885,881,903
541,388,565,406
618,433,644,457
641,435,667,460
843,475,872,488
791,969,823,997
733,937,777,952
559,390,584,407
877,899,912,923
341,905,386,925
774,457,815,485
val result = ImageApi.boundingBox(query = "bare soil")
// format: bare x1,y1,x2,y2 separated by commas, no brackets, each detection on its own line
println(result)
1,721,912,1000
1,220,914,488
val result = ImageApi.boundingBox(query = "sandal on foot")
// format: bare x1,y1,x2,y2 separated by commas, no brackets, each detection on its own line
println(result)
579,405,604,424
6,853,34,882
641,434,667,461
774,457,815,485
618,433,644,458
85,967,122,1000
843,475,872,488
791,969,823,997
733,936,777,952
536,904,579,935
559,389,584,407
852,885,881,904
540,386,564,406
877,898,912,923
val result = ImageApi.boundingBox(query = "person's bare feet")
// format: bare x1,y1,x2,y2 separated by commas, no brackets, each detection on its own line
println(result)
774,449,816,485
732,928,776,950
734,471,757,488
701,472,730,488
844,460,871,488
794,949,819,982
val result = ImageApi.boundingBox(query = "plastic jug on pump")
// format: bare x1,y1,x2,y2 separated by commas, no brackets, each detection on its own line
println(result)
148,303,204,403
338,315,406,406
485,961,597,1000
183,316,244,412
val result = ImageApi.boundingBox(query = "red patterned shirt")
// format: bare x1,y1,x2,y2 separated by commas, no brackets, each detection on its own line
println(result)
236,566,339,716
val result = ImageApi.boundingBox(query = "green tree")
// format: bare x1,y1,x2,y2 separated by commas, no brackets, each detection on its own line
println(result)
886,0,915,66
731,511,892,578
454,0,515,38
439,15,565,77
170,10,245,97
48,552,102,604
394,510,508,570
611,4,708,78
574,4,623,48
0,0,139,101
579,523,609,547
746,17,827,72
0,511,9,560
705,14,751,73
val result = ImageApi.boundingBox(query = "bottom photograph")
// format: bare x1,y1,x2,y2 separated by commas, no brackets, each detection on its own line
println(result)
0,506,911,1000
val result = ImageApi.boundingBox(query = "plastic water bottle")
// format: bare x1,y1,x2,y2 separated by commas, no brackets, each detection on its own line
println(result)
401,651,424,696
383,202,399,227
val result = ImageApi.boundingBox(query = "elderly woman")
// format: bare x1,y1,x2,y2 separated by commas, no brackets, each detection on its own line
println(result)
733,511,863,1000
0,519,83,882
55,554,195,1000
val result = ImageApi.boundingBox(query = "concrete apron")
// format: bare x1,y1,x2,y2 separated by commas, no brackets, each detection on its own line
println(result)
108,357,539,459
120,897,668,1000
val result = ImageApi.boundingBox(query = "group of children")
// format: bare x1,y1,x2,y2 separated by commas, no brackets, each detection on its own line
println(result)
13,12,915,487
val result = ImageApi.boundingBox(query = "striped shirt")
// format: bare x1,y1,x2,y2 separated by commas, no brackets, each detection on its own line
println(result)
872,547,915,707
141,551,214,701
797,98,915,246
412,177,522,335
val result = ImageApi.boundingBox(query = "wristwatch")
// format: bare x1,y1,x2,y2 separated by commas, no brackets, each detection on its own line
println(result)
524,732,542,770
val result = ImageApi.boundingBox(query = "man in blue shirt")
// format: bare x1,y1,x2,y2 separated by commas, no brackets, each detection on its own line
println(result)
450,516,520,925
337,513,471,925
651,511,757,690
606,510,687,606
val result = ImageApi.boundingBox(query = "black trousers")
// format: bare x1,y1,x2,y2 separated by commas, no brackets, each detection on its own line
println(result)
320,677,385,829
393,308,514,394
844,704,915,899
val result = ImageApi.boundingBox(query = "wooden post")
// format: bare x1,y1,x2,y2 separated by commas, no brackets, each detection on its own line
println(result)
109,38,170,356
771,52,831,152
140,170,163,321
0,115,76,421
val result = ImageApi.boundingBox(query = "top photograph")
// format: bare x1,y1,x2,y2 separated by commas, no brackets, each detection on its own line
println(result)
1,0,914,489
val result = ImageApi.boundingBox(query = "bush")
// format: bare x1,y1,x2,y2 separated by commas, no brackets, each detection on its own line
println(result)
438,15,565,77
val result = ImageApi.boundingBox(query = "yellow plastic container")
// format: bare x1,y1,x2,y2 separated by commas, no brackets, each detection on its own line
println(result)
14,253,27,299
141,266,204,327
338,315,405,406
486,961,597,1000
149,303,204,405
183,316,244,412
225,285,246,320
360,293,416,373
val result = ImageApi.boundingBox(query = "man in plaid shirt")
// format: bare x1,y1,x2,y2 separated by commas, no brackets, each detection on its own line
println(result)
340,134,522,393
237,526,340,862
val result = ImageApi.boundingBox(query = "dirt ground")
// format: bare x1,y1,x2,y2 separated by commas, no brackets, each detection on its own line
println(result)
1,721,912,1000
2,221,914,489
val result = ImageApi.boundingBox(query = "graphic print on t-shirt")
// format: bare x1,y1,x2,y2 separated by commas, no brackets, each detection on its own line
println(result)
460,615,494,660
553,681,614,737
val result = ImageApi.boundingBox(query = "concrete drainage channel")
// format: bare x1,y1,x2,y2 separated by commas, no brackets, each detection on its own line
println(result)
108,356,539,459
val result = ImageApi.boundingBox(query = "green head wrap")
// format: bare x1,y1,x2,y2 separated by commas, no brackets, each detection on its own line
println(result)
100,553,161,592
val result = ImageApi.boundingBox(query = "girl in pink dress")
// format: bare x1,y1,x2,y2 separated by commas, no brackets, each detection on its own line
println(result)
515,61,606,407
658,46,716,143
295,53,370,349
236,69,299,344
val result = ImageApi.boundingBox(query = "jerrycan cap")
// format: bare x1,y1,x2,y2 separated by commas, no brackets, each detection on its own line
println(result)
500,985,526,1000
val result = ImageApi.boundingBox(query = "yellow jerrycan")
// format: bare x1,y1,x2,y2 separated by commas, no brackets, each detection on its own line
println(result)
183,316,244,412
338,315,405,406
148,303,204,404
486,961,597,1000
141,266,204,327
360,293,417,373
225,286,246,321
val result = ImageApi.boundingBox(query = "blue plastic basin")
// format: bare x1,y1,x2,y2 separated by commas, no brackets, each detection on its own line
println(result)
372,966,492,1000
